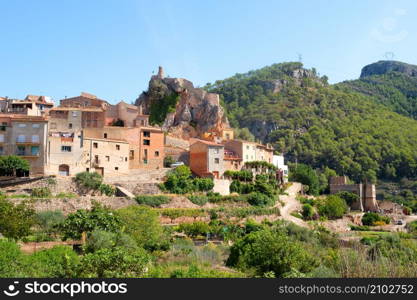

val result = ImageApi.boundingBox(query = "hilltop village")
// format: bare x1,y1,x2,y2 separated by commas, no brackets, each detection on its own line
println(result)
0,67,287,193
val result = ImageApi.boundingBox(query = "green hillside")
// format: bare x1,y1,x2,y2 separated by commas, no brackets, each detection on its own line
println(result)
338,71,417,119
205,62,417,182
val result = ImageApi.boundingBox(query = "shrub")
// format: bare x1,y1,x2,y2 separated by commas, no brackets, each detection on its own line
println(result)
0,239,25,277
193,178,214,192
35,210,65,238
60,202,122,240
162,166,195,194
163,156,175,168
31,187,51,198
74,172,103,190
84,230,137,253
230,180,255,194
0,198,35,240
362,212,390,226
336,191,359,206
318,195,348,219
78,247,152,277
117,206,170,251
188,195,208,206
289,164,320,196
177,221,211,238
98,184,115,196
135,195,170,207
247,192,275,207
226,229,318,277
301,204,314,220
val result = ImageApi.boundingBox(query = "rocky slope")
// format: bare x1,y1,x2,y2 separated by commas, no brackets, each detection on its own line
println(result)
360,60,417,78
136,67,230,139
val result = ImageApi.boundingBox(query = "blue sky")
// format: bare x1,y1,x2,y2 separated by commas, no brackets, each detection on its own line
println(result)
0,0,416,104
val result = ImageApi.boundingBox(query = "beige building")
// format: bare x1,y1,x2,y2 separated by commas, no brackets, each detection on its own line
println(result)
190,139,224,178
0,114,48,175
224,139,273,164
0,95,54,116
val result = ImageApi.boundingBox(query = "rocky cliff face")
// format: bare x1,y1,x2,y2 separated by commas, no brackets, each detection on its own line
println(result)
136,67,230,139
360,60,417,78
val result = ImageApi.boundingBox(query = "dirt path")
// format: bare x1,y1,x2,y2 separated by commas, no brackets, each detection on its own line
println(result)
277,182,308,228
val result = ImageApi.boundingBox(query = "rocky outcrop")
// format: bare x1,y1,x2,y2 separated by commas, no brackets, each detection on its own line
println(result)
360,60,417,78
136,67,230,139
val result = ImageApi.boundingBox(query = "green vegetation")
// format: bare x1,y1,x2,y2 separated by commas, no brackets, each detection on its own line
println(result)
74,172,115,196
187,195,208,206
161,166,214,194
317,195,348,219
0,155,30,176
361,212,390,226
31,187,52,198
0,198,35,240
149,92,180,126
206,62,417,182
289,164,320,195
135,195,170,207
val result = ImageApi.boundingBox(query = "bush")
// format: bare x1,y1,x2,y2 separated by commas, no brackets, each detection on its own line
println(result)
74,172,103,190
0,239,25,277
188,195,208,206
98,184,115,196
59,202,122,240
247,192,275,207
230,180,255,194
362,212,390,226
177,222,211,238
289,164,320,196
0,198,35,240
135,195,170,207
84,230,137,253
226,229,318,277
301,204,314,220
318,195,348,219
35,210,65,238
162,166,195,194
164,156,175,168
336,191,359,206
31,187,51,198
117,206,170,251
78,247,152,277
193,178,214,192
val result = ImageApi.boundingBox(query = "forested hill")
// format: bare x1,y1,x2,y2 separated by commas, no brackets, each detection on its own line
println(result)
337,61,417,119
205,62,417,182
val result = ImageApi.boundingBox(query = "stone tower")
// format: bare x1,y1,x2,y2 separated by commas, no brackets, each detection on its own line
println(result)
157,66,165,79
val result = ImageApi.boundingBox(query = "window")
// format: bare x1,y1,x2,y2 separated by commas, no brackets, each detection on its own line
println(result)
17,145,25,155
93,142,98,148
31,146,39,156
116,144,120,150
86,168,90,172
50,122,57,129
125,157,127,162
226,133,230,140
155,151,159,157
0,146,3,154
0,134,4,142
129,150,134,160
72,111,77,117
32,124,40,128
246,145,249,150
144,149,148,156
17,135,25,143
68,123,73,129
0,122,7,131
31,135,39,143
214,148,219,154
106,156,110,162
61,146,72,152
143,131,150,137
18,123,26,128
143,139,150,146
95,155,99,163
115,167,119,171
214,158,220,164
104,133,107,138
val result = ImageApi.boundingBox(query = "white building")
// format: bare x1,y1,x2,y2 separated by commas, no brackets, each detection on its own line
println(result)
273,155,288,183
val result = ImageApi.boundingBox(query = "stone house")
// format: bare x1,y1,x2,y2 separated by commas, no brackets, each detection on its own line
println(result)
0,95,54,116
0,114,48,175
224,139,273,165
190,139,224,178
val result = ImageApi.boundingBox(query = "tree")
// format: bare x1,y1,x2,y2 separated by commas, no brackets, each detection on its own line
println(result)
117,206,169,251
336,191,359,207
302,204,314,220
318,195,348,219
0,155,30,176
234,127,255,142
59,202,122,240
290,164,320,196
226,229,318,277
0,198,35,240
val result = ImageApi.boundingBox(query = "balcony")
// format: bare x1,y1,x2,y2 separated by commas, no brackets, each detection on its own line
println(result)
15,138,40,145
61,137,74,143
